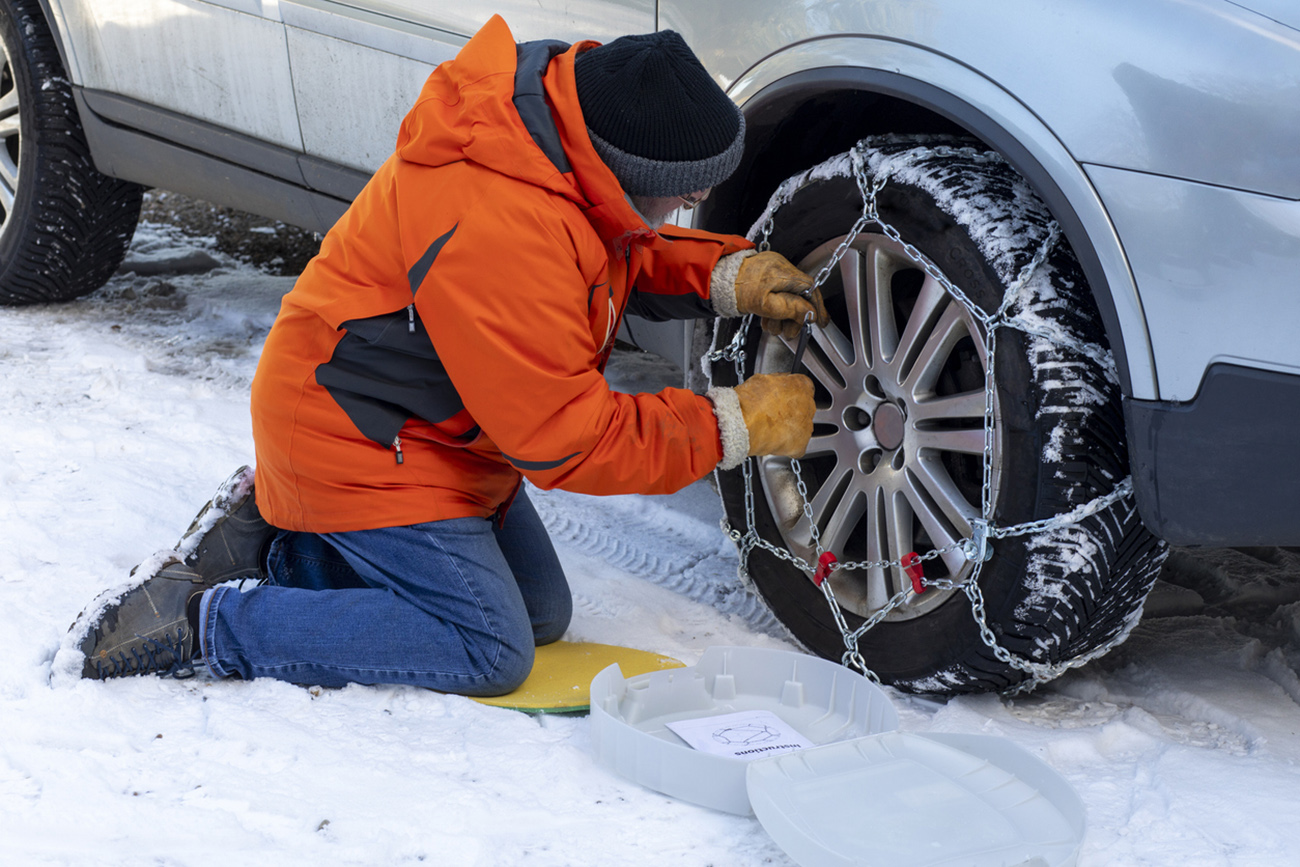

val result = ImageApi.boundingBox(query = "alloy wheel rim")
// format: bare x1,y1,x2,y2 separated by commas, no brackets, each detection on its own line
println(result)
755,232,1001,622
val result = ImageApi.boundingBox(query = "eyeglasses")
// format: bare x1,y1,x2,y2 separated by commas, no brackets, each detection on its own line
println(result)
677,188,711,210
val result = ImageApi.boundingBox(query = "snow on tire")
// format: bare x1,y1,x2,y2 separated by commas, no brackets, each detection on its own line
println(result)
713,136,1168,694
0,0,142,305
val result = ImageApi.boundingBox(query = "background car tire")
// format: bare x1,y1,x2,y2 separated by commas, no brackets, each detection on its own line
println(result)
713,137,1169,694
0,0,142,305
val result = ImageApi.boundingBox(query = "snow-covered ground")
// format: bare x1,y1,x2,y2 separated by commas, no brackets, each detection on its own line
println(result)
3,215,1300,866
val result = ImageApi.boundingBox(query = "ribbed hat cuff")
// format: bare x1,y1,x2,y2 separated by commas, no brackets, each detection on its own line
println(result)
587,114,746,197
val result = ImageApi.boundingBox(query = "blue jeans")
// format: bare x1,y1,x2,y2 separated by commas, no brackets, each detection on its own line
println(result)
199,490,571,695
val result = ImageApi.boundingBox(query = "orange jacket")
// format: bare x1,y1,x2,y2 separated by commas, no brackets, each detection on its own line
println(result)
250,15,752,532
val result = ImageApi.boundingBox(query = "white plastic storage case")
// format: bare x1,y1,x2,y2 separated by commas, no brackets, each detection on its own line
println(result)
590,646,1085,867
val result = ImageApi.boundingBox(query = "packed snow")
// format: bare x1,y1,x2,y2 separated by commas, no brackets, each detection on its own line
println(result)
3,213,1300,866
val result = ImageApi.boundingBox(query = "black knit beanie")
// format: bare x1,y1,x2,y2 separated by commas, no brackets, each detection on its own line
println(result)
574,31,745,197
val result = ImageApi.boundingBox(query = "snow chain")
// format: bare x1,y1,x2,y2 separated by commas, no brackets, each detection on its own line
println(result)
706,142,1137,694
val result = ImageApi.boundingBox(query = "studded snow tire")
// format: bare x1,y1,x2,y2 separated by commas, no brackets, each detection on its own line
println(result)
713,136,1169,694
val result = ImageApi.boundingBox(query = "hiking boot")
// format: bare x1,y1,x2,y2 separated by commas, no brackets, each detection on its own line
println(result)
78,556,206,680
175,465,276,586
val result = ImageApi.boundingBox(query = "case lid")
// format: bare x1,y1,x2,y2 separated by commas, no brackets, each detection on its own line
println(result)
746,730,1085,867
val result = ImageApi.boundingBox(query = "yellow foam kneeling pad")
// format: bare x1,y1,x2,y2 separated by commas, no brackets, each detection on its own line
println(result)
471,640,684,713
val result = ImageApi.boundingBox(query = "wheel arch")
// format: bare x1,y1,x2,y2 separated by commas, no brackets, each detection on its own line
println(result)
698,39,1157,400
25,1,78,80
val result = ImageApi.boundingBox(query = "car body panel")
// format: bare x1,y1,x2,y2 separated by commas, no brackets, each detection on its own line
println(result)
192,0,278,15
53,0,303,150
278,1,650,173
284,23,445,172
1227,0,1300,33
279,0,462,63
320,0,654,45
1087,165,1300,401
665,0,1300,200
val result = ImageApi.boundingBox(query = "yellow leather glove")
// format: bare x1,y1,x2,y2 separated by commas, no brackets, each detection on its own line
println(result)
734,252,831,339
734,373,816,458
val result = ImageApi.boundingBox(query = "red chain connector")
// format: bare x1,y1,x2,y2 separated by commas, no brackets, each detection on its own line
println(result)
813,551,839,586
902,552,925,595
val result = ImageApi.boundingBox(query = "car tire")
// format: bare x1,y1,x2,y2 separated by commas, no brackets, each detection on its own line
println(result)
0,0,142,305
713,137,1168,694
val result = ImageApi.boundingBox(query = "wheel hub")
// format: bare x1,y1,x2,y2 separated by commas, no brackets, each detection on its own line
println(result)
873,403,905,451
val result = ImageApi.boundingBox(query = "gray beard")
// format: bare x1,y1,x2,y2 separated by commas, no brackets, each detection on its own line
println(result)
628,195,676,230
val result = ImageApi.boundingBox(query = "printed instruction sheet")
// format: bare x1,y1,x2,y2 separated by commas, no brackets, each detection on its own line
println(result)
665,710,812,760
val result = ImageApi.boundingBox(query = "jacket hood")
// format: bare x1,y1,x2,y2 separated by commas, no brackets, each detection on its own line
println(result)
395,15,656,247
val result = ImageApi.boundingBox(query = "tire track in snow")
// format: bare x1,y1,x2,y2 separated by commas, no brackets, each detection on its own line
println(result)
1261,646,1300,709
529,486,786,636
1107,665,1266,755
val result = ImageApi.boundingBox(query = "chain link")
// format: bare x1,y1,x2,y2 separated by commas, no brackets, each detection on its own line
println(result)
711,140,1138,691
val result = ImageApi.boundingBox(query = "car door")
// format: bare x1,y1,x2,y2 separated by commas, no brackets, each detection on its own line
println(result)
56,0,301,151
278,1,654,183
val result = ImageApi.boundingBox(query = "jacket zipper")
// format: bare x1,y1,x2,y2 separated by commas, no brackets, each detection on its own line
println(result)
604,248,629,348
604,291,616,349
392,435,404,464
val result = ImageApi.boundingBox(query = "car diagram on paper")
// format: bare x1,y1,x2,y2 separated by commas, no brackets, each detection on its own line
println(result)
666,710,812,760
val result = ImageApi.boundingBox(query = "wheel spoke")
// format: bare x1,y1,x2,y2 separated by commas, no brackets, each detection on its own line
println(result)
901,301,972,397
909,458,978,533
893,274,951,381
901,471,963,550
0,146,15,211
900,470,971,576
863,488,896,607
911,389,987,423
800,332,850,391
866,243,897,368
812,404,840,426
0,145,17,181
913,426,987,456
820,482,867,556
804,430,842,459
936,542,971,578
807,461,855,532
886,488,915,570
808,400,856,458
0,114,19,138
838,249,866,364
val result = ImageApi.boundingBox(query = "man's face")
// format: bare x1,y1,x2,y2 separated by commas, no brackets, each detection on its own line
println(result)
629,189,711,230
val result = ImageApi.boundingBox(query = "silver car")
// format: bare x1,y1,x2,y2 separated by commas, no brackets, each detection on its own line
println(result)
5,0,1297,693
